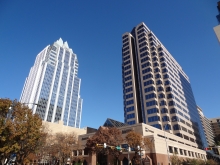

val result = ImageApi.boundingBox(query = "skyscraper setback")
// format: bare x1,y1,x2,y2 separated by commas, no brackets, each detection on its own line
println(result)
122,22,207,149
20,38,82,128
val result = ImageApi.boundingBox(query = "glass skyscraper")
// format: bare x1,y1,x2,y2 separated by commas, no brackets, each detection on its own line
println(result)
20,38,82,128
122,22,207,149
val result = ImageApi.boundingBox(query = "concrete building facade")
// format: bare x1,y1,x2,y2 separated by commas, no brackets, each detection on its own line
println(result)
20,38,83,128
210,117,220,137
74,123,207,165
214,1,220,43
197,106,215,146
121,22,207,149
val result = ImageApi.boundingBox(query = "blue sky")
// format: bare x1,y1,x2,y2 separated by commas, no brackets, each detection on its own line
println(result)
0,1,219,129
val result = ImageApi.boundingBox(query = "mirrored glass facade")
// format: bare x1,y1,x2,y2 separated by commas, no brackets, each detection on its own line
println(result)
20,38,83,128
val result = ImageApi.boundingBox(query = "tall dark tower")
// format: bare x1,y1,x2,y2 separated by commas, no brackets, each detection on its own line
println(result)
122,22,207,149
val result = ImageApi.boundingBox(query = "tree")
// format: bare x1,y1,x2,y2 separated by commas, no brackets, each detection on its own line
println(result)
44,132,77,165
206,159,218,165
0,99,47,165
125,131,143,165
86,127,123,162
170,153,181,165
0,98,14,165
142,137,154,152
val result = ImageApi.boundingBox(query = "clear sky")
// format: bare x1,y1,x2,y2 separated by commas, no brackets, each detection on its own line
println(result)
0,0,219,129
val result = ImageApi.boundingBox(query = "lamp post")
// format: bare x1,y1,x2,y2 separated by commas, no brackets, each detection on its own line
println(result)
163,123,170,164
127,146,130,165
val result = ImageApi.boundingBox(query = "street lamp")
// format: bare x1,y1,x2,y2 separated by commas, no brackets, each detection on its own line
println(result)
127,146,130,165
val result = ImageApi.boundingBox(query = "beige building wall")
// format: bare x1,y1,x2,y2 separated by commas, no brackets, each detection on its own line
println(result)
210,117,220,137
197,106,215,146
214,25,220,43
43,121,87,135
77,123,206,165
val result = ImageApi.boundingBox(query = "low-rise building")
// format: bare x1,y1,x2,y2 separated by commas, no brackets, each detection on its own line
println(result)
209,117,220,137
197,106,215,147
74,119,207,165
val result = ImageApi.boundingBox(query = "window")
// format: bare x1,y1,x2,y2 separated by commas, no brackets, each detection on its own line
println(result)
159,52,164,57
160,100,166,106
172,116,179,122
125,87,132,93
160,57,165,62
144,80,154,86
167,93,174,99
126,106,134,112
140,52,149,58
181,126,187,132
163,74,169,79
143,74,153,80
176,133,183,138
155,74,161,79
174,148,178,154
152,57,158,61
158,47,163,51
165,80,170,85
169,146,173,153
127,120,135,125
142,62,151,68
161,63,166,67
151,52,157,56
154,68,160,73
151,47,156,51
166,87,172,92
151,124,161,129
170,108,177,114
126,100,134,105
124,65,131,71
156,80,163,85
173,124,180,130
146,100,158,107
139,42,147,48
145,86,155,93
123,55,130,61
145,93,156,99
157,87,164,92
126,93,133,99
158,93,165,99
124,60,130,65
161,108,168,114
124,76,132,82
162,116,169,122
147,108,159,114
153,62,159,67
127,113,135,119
148,116,160,122
140,46,148,53
162,68,168,73
124,70,131,76
141,57,150,63
164,124,171,130
125,81,132,87
142,68,152,74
